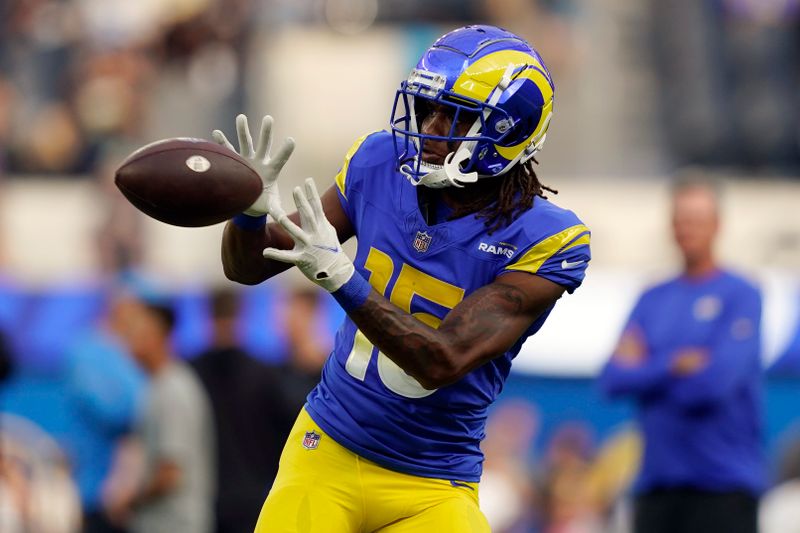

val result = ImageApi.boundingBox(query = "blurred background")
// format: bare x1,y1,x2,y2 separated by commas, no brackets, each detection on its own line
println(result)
0,0,799,532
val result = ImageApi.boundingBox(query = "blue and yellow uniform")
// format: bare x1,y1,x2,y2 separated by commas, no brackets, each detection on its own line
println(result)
257,132,590,532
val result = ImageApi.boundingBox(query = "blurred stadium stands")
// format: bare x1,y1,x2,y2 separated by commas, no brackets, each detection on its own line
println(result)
0,0,799,531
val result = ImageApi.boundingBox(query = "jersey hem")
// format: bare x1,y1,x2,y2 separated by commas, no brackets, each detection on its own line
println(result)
304,403,482,483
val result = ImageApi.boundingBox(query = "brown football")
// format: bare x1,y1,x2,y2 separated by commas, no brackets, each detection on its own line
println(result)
114,138,262,227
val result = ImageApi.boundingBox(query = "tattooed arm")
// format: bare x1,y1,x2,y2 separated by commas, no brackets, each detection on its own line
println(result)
249,180,565,387
348,271,565,389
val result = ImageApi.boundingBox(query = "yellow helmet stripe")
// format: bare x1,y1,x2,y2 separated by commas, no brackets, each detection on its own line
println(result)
451,50,554,163
495,68,554,160
452,50,548,103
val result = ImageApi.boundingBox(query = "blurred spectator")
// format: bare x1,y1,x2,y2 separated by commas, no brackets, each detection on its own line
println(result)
775,428,800,484
0,330,12,384
94,151,146,275
768,300,800,376
583,427,642,533
272,287,332,415
191,286,294,533
482,0,576,77
648,0,800,170
760,480,800,533
0,78,14,174
0,0,252,177
599,177,765,533
479,400,540,533
105,296,214,533
8,103,98,174
760,430,800,533
538,422,603,533
62,291,146,533
0,413,82,533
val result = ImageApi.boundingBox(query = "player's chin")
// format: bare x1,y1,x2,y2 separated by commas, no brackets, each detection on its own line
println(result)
421,154,446,167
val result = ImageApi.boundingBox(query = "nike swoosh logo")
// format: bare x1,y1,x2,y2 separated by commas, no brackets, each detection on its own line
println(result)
561,259,584,269
313,245,340,253
449,480,475,490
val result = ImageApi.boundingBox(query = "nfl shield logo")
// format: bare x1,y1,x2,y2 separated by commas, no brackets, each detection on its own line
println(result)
302,431,321,450
413,231,432,253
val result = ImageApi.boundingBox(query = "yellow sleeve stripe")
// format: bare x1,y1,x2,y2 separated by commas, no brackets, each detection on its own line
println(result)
505,224,590,274
561,233,591,253
335,133,371,199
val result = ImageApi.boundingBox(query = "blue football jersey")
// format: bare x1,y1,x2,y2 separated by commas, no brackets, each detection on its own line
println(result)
305,131,590,482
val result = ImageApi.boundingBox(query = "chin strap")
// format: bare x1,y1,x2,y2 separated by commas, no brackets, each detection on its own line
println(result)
401,148,479,189
519,111,552,165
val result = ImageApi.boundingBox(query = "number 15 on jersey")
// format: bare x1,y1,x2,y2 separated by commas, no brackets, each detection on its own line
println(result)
344,247,465,398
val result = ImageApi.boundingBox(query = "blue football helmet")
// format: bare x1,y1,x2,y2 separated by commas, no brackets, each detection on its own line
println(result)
391,25,555,188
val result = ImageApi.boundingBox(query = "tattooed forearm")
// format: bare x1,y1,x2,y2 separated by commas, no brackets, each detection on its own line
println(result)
348,281,540,389
222,221,289,284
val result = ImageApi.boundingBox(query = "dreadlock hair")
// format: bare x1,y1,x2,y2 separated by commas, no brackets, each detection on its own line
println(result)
448,158,558,235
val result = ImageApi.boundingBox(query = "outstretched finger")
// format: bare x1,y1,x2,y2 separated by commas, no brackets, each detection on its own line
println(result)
267,137,296,173
266,201,288,222
304,178,325,219
274,212,310,245
254,115,273,162
294,186,316,231
262,247,302,264
236,114,254,158
211,130,235,152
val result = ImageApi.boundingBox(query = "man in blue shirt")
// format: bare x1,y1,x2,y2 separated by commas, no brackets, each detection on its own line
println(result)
599,178,764,533
65,328,144,533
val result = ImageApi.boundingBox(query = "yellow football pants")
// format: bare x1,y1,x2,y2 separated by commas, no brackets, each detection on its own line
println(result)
254,408,490,533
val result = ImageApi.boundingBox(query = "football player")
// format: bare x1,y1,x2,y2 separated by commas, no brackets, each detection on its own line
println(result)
215,25,591,533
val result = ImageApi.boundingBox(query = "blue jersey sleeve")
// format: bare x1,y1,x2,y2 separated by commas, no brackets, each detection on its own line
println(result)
334,131,395,230
598,292,672,398
500,222,590,293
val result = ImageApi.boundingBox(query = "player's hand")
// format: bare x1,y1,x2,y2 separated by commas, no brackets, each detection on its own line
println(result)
670,348,709,376
262,178,355,292
212,114,295,218
103,486,135,526
612,327,646,366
